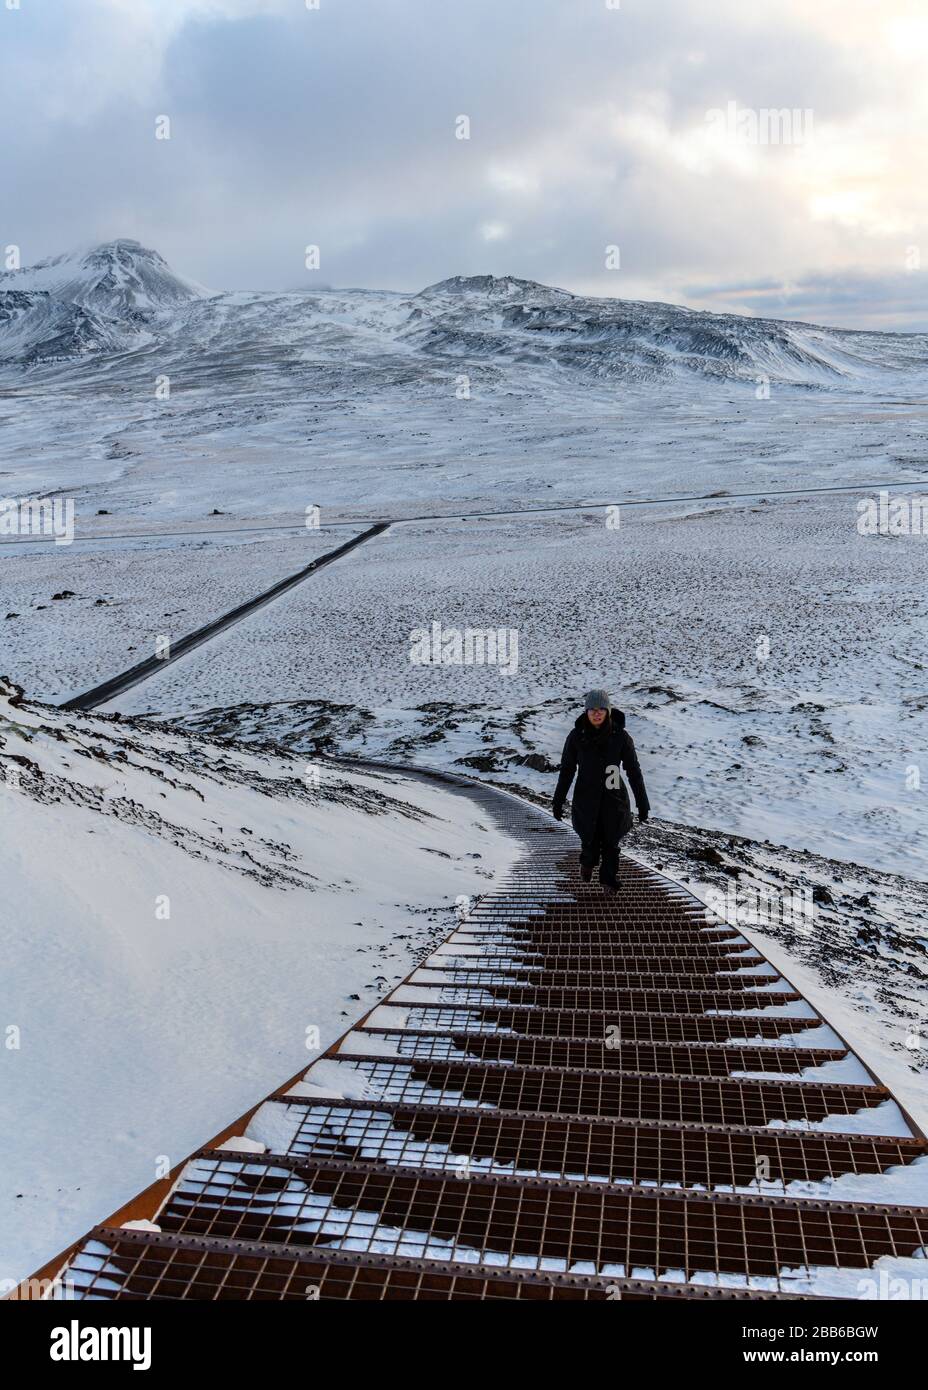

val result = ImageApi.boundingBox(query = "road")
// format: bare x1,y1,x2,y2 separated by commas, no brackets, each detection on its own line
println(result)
59,522,389,711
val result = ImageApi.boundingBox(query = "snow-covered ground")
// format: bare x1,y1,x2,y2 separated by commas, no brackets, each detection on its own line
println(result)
0,680,521,1286
98,498,927,880
4,498,925,876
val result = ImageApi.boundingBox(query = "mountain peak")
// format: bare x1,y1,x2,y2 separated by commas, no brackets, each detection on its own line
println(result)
0,239,213,316
418,273,572,301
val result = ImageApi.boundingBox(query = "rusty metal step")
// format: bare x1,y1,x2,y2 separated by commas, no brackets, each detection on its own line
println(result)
373,1003,826,1043
413,965,776,990
288,1056,889,1126
156,1152,928,1286
467,895,712,908
459,928,746,944
346,1029,848,1076
250,1096,928,1190
466,912,717,926
60,1228,831,1301
396,983,802,1012
445,940,758,961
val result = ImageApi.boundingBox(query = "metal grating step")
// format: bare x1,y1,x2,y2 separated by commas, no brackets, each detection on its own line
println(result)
443,941,761,961
60,1229,831,1301
370,1004,828,1044
254,1096,928,1191
414,966,777,989
460,929,732,943
345,1029,849,1076
156,1152,928,1286
464,915,722,930
395,983,803,1012
285,1056,889,1126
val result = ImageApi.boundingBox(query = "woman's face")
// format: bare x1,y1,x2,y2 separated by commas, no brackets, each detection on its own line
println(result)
587,707,608,727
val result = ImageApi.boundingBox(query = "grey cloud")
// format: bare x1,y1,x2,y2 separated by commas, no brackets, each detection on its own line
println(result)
684,272,928,332
0,0,916,328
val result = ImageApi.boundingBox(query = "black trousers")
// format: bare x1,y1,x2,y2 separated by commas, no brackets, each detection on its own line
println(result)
579,807,620,886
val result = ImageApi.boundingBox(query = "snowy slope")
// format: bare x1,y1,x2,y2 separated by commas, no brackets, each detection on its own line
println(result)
408,274,928,386
0,289,145,366
0,678,521,1286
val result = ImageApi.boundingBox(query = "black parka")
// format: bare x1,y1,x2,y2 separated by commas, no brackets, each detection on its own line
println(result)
552,709,649,843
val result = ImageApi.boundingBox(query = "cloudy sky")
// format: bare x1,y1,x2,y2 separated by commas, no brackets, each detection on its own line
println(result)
2,0,926,328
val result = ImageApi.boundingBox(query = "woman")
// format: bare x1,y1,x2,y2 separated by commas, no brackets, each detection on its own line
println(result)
552,689,650,892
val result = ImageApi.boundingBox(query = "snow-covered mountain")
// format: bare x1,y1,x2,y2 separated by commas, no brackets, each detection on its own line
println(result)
0,239,211,317
0,240,211,365
410,274,928,385
2,240,927,386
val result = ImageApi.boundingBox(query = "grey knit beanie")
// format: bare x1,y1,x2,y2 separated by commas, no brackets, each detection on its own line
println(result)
584,688,611,711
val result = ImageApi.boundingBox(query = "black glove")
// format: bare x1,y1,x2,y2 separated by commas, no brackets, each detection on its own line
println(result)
553,803,564,821
639,809,650,824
